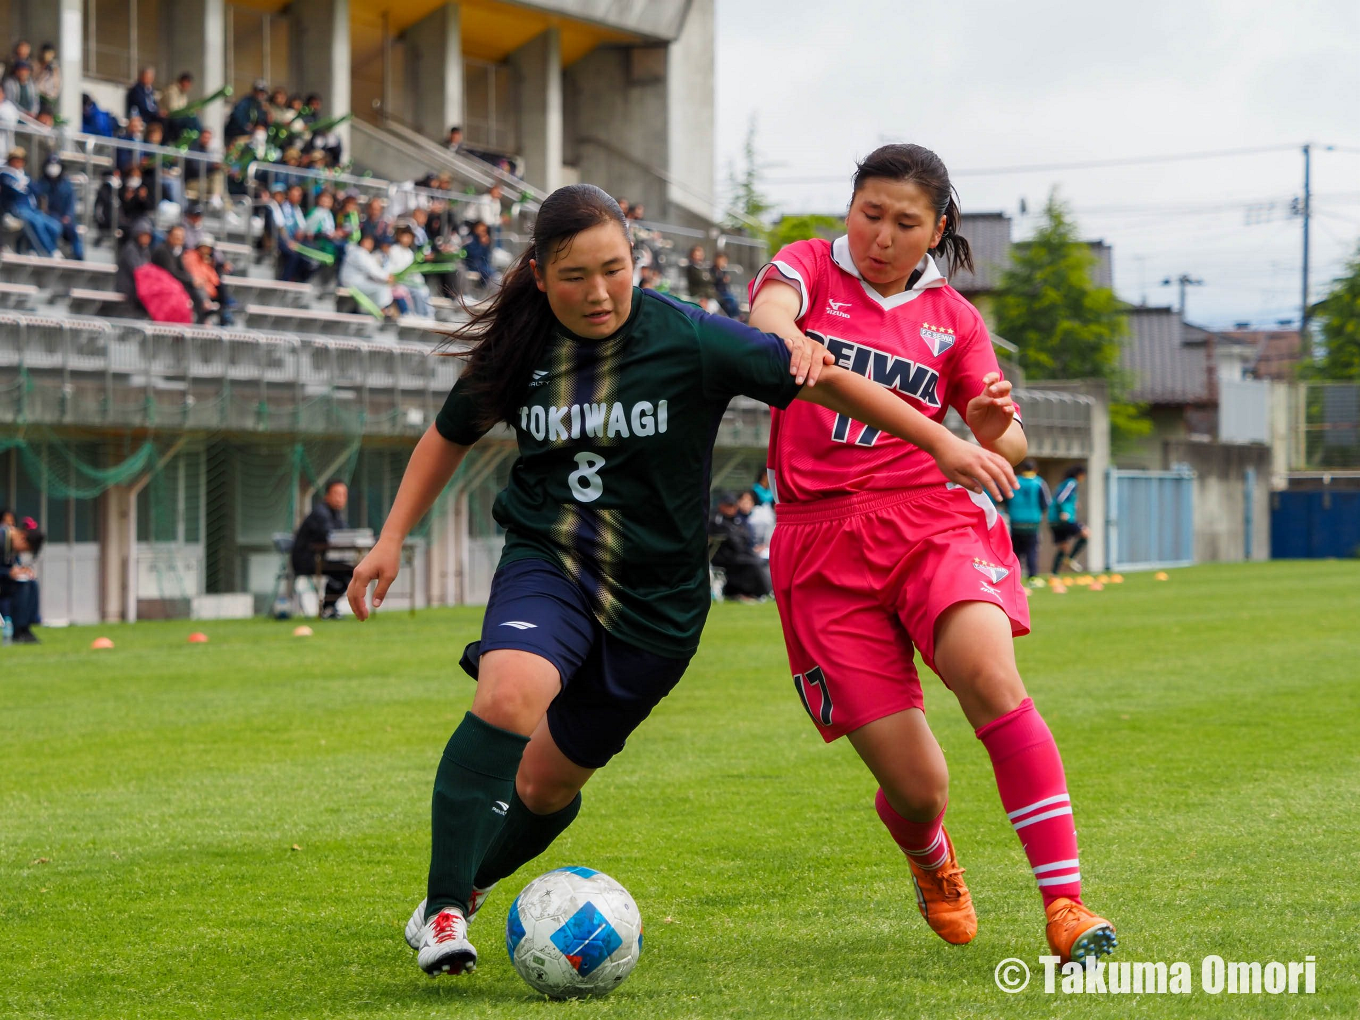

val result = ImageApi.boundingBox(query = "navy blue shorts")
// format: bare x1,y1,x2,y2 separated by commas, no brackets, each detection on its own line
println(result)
459,557,691,770
1050,521,1084,542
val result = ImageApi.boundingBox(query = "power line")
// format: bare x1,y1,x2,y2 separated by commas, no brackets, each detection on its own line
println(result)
764,143,1301,184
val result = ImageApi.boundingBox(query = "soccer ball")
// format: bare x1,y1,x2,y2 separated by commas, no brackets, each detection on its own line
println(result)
506,867,642,999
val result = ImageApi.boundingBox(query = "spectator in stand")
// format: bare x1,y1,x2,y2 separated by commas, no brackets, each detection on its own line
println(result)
753,466,774,506
31,156,83,259
183,233,232,325
0,147,63,256
685,244,717,311
304,189,347,268
141,120,185,207
3,60,39,117
152,223,206,321
303,97,343,166
115,217,155,308
711,250,740,319
388,222,431,317
467,182,506,234
339,229,396,317
118,172,154,225
638,264,670,293
1,518,44,644
225,80,270,142
34,45,60,117
6,40,32,73
126,66,162,126
0,94,15,163
363,195,391,239
300,93,323,129
337,192,362,242
462,220,495,284
164,71,204,142
183,206,236,322
185,128,226,205
275,183,313,282
376,233,409,315
446,125,463,153
615,196,630,219
114,114,146,175
407,205,431,248
81,92,115,136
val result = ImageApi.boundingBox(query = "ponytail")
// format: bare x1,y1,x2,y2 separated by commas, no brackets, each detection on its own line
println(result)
442,183,630,430
852,143,974,276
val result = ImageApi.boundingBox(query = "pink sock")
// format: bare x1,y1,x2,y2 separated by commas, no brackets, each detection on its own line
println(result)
975,698,1082,907
875,788,949,870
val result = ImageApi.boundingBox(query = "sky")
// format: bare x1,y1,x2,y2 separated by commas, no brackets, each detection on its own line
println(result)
713,0,1360,330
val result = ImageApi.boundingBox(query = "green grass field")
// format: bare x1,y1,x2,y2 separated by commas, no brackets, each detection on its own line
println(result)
4,561,1359,1018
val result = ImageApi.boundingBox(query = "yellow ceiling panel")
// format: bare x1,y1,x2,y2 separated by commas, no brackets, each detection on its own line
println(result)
346,0,637,65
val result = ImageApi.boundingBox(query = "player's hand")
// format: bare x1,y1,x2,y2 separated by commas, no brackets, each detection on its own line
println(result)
347,538,402,621
783,332,835,387
965,372,1016,445
934,434,1017,502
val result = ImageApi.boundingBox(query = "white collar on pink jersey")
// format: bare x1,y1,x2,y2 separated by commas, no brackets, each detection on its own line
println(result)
831,235,947,310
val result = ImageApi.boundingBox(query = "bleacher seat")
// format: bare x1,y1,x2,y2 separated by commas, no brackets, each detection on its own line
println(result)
68,288,129,315
0,282,38,309
221,275,312,309
0,252,116,293
243,303,375,337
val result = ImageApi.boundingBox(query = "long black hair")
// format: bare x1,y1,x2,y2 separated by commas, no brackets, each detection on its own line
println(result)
851,143,974,276
445,183,631,430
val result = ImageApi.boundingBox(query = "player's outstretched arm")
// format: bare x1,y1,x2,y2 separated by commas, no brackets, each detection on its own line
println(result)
348,424,471,620
798,366,1018,501
749,278,834,386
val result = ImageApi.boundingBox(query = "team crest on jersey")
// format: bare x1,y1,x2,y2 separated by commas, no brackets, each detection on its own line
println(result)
972,557,1009,584
919,321,955,357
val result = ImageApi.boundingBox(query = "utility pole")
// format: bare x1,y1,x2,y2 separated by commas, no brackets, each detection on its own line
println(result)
1300,143,1312,350
1160,273,1204,317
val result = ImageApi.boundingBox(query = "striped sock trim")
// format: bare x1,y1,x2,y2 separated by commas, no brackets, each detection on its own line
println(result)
1013,806,1074,831
1032,858,1080,875
1007,793,1070,821
903,830,949,870
1036,872,1082,888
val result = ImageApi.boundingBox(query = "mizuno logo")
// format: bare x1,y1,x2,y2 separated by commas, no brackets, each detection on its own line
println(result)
826,299,851,319
980,582,1003,597
499,620,538,630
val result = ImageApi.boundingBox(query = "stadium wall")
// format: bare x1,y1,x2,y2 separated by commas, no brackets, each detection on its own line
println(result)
1162,439,1271,563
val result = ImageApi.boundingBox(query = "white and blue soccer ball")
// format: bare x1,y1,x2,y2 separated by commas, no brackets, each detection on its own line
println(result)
506,866,642,999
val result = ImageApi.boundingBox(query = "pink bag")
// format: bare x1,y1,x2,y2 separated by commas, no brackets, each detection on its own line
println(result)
134,264,194,323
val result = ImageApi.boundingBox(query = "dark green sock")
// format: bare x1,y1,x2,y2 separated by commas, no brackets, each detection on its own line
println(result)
1052,548,1065,574
1071,536,1088,562
426,711,529,919
473,788,583,889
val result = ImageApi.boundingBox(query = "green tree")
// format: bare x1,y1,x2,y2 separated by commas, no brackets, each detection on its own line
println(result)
1305,242,1360,380
767,213,843,253
994,191,1149,448
724,115,775,233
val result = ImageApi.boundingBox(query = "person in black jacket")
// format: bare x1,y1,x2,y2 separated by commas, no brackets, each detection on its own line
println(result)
151,224,205,321
115,218,155,311
709,490,771,600
291,479,353,619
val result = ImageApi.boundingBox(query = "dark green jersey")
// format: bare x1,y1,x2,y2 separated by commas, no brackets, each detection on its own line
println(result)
436,289,801,658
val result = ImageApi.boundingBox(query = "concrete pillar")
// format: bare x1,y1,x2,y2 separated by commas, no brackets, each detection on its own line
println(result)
1086,381,1111,572
166,0,228,136
663,0,715,223
290,0,351,155
508,28,562,193
405,2,463,143
100,486,132,623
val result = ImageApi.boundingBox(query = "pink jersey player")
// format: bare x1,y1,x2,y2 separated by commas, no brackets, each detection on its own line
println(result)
756,233,1023,502
749,143,1116,966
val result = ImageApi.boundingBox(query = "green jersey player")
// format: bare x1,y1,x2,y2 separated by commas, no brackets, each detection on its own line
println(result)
346,183,1016,978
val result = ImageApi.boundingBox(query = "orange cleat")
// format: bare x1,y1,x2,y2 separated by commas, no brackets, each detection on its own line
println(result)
1045,897,1117,963
907,826,977,945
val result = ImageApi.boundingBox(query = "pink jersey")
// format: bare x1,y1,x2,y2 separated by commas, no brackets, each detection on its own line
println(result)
750,236,1020,504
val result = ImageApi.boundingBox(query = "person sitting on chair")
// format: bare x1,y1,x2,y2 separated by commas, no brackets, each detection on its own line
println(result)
1,518,44,644
290,479,353,619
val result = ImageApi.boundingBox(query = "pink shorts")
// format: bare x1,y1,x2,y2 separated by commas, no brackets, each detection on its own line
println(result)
770,485,1031,742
